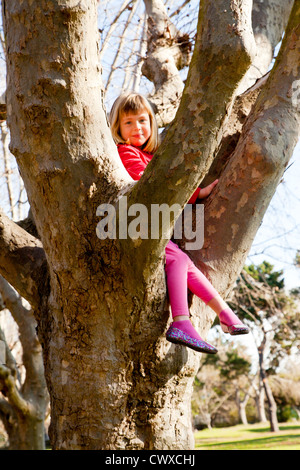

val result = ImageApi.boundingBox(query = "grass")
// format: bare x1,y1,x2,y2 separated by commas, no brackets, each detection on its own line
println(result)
194,421,300,450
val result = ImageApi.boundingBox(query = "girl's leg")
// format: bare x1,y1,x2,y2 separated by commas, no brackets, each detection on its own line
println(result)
187,261,249,335
207,295,249,335
169,246,249,336
186,258,219,305
165,241,217,354
164,242,190,318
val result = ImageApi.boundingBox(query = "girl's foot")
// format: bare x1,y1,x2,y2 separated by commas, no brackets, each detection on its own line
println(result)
166,319,217,354
219,308,249,336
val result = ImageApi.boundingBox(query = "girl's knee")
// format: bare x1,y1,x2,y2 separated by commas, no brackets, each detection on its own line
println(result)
166,251,189,267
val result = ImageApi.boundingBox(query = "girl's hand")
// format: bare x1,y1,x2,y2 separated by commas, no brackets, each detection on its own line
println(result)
198,179,218,199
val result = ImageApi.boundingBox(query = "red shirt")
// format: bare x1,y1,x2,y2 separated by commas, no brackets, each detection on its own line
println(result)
118,144,200,204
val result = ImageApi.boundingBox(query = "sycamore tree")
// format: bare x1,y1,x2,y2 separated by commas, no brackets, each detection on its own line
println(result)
0,0,299,450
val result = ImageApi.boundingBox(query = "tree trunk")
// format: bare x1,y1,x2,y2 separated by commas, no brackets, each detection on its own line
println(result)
255,379,268,423
1,0,299,449
258,335,279,433
237,390,249,426
261,377,279,433
239,404,248,426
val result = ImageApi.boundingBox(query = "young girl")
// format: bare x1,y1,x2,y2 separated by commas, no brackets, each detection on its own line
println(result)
109,92,249,354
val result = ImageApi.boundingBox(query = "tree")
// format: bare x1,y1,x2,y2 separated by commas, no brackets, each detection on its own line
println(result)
0,277,48,449
0,0,299,449
193,345,253,428
218,350,253,425
271,362,300,421
229,262,300,432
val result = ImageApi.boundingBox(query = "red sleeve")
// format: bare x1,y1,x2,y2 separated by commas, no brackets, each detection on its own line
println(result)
118,145,147,181
188,187,201,204
118,145,200,203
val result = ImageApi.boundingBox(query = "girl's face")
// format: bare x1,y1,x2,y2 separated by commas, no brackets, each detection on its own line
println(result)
119,109,151,148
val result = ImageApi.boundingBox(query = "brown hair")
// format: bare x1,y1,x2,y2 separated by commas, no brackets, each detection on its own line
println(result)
109,92,159,153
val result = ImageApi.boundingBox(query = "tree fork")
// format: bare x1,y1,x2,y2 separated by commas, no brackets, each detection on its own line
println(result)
2,0,299,451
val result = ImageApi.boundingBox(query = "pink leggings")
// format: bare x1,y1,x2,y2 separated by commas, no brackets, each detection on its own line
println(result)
165,240,218,317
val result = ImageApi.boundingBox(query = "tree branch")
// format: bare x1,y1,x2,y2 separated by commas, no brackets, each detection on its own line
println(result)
0,326,19,380
0,275,48,426
142,0,192,126
0,276,41,373
0,210,48,308
125,0,256,274
237,0,294,93
0,364,33,416
195,0,300,295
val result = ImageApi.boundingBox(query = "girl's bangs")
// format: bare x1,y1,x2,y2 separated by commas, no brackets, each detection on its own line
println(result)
120,95,150,116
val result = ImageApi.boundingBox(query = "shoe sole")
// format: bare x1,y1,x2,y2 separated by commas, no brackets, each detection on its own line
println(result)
220,323,250,336
166,335,218,354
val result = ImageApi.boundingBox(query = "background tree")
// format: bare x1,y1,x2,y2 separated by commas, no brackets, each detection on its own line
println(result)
0,277,48,449
193,344,254,428
217,350,253,426
229,262,300,432
271,361,300,421
192,360,233,430
0,0,299,450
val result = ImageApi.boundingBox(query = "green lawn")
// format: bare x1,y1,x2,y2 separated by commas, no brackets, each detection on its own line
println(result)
194,421,300,450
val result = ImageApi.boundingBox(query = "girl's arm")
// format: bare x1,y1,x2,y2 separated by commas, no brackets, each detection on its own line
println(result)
188,187,201,204
118,145,148,181
118,144,217,203
197,179,218,199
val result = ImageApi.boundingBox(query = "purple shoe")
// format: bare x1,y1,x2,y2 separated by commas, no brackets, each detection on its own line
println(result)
166,325,218,354
220,323,250,335
219,309,250,336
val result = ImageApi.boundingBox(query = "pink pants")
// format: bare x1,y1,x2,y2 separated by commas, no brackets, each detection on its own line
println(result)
165,240,218,318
